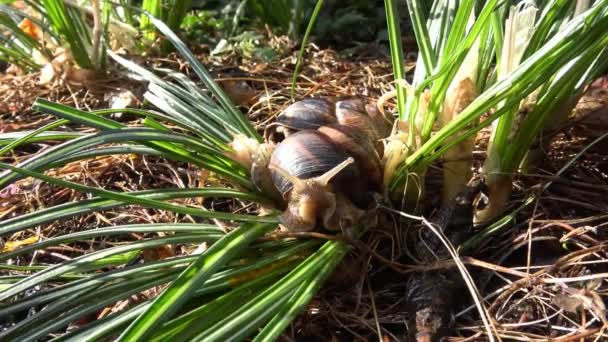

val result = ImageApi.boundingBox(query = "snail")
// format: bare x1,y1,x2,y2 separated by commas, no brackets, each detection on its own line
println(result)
249,97,393,232
265,97,392,150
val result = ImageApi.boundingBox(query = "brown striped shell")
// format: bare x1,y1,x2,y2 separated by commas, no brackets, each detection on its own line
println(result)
255,96,391,232
265,97,392,147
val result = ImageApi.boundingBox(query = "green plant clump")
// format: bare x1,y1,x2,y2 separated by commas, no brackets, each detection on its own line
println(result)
0,0,607,340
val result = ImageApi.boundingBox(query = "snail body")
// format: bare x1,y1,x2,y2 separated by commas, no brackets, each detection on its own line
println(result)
253,97,392,232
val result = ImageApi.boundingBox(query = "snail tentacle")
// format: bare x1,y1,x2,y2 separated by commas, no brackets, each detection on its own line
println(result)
315,157,354,186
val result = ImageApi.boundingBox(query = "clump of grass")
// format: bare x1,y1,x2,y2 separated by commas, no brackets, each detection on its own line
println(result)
0,0,107,73
385,0,608,226
0,13,348,341
140,0,192,53
1,1,607,341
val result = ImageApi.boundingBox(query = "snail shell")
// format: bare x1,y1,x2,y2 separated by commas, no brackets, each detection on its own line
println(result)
265,97,392,147
270,130,362,198
264,98,337,142
255,96,391,232
335,98,392,152
317,124,382,192
268,129,380,232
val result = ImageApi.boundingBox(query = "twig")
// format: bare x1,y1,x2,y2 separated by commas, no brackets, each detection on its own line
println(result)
379,205,498,342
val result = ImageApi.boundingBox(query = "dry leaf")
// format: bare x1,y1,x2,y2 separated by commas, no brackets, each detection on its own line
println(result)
2,235,39,253
553,293,585,313
220,80,257,107
141,245,174,261
553,285,607,326
0,184,19,199
18,18,40,39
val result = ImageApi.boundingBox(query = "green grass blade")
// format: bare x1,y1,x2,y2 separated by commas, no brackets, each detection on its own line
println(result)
0,187,264,237
0,234,213,302
384,0,408,120
0,160,276,224
0,223,223,262
5,240,310,341
40,0,93,69
0,120,69,156
390,5,608,188
150,276,273,342
194,240,349,341
33,98,123,129
405,0,437,74
421,0,498,140
54,302,150,342
252,242,345,341
118,222,277,341
0,130,82,146
290,0,324,98
140,0,160,40
0,44,39,71
46,145,165,167
0,125,252,189
2,272,179,342
150,242,319,341
31,99,238,168
108,52,238,143
142,12,261,141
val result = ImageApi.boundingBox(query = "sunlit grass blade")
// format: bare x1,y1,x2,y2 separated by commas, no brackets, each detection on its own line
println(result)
0,234,214,302
252,245,343,342
1,272,180,342
0,119,69,156
0,130,82,146
0,187,263,237
2,239,311,341
193,240,349,341
0,223,223,261
1,101,253,187
2,254,212,319
390,3,608,190
108,52,236,144
0,161,276,226
148,240,319,341
140,0,161,41
40,0,94,69
476,2,608,223
46,145,165,168
291,0,323,98
140,0,192,54
54,302,149,342
384,0,408,120
61,239,308,342
0,127,250,189
420,0,498,141
141,12,260,140
150,276,274,342
118,222,277,341
404,0,436,82
34,99,232,149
